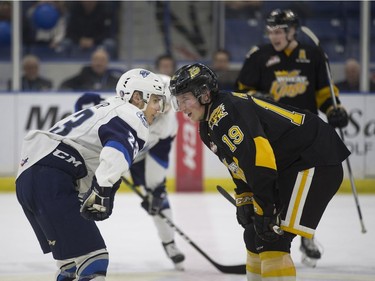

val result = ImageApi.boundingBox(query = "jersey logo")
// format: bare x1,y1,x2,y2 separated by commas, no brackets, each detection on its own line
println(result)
20,157,29,167
48,240,56,246
270,69,308,101
208,104,228,130
223,157,247,183
52,149,82,167
266,55,280,67
296,49,310,63
136,111,149,128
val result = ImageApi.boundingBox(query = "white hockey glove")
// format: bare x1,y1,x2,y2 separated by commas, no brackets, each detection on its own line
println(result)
141,185,166,216
80,177,119,221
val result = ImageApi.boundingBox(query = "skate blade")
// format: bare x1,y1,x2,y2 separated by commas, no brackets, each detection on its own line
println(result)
301,254,318,268
174,262,185,271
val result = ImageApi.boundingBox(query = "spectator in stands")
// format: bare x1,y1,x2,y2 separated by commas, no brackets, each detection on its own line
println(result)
59,48,120,91
225,1,263,20
0,1,11,21
8,54,53,91
211,49,238,91
336,58,375,92
0,1,11,57
155,54,177,77
22,1,67,56
59,1,118,59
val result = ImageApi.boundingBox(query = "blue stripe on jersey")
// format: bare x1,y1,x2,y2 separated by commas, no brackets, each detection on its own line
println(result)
105,140,132,165
149,136,174,169
98,116,146,164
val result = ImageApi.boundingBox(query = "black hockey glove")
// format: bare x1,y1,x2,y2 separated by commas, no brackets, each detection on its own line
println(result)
235,192,254,227
80,177,114,221
253,197,284,242
326,106,349,128
141,185,166,216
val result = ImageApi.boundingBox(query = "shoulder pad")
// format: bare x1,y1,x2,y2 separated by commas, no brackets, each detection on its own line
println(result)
246,46,260,58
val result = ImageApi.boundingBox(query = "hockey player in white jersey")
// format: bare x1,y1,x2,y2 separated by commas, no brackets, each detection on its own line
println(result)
74,74,185,270
15,69,168,281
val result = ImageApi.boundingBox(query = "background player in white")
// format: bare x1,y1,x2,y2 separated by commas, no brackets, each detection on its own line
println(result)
15,69,167,281
74,74,185,270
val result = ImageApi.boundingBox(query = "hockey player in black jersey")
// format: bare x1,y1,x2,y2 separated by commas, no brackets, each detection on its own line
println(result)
170,63,350,281
235,9,349,267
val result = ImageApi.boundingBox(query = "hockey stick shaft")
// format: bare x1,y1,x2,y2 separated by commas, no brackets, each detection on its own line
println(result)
301,26,367,233
121,177,246,274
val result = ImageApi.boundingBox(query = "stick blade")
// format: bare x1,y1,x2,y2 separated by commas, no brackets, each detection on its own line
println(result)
215,263,246,274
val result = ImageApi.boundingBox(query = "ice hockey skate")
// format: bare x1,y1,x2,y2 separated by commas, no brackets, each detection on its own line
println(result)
300,237,322,268
162,240,185,270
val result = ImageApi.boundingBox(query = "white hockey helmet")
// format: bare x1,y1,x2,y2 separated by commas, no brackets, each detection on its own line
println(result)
116,68,167,112
157,74,172,102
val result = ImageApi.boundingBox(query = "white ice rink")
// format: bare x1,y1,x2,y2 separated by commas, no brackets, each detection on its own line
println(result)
0,192,374,281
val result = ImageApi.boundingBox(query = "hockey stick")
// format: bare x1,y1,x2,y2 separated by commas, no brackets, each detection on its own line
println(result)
300,26,367,233
121,177,246,274
216,186,284,236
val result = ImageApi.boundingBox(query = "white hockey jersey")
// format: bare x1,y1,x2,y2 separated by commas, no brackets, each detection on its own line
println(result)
17,96,149,193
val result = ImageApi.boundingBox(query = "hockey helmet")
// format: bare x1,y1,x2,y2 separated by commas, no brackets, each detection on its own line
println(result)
116,68,167,112
169,63,218,99
266,9,299,30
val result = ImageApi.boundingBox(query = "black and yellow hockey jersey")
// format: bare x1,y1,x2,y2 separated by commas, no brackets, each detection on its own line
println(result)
235,43,340,115
199,91,350,205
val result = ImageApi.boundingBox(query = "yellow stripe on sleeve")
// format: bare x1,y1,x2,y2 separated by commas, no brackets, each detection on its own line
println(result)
254,136,277,170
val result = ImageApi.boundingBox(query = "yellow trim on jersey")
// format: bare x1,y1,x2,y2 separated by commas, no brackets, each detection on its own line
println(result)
316,85,339,110
281,168,315,239
237,81,256,92
252,97,305,126
254,136,277,170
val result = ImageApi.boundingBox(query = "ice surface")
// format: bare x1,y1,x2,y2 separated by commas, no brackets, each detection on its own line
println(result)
0,192,374,281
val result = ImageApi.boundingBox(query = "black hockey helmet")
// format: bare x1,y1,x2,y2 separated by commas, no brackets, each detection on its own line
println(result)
169,63,218,99
266,9,299,30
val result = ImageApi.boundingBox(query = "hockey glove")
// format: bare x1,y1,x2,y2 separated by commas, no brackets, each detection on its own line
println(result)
253,198,283,242
141,185,166,215
326,105,349,128
80,177,112,221
235,192,254,227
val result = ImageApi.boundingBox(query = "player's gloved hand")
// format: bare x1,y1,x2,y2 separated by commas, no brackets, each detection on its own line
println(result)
235,192,254,227
253,197,284,242
141,185,166,215
80,177,112,221
326,105,349,128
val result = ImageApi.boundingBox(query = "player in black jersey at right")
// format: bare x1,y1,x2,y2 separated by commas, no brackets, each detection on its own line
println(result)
235,9,349,267
170,63,350,281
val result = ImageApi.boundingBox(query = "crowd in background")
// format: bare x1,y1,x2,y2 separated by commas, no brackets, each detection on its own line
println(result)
1,1,374,93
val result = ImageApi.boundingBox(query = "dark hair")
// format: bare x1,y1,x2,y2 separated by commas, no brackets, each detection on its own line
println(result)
154,54,177,71
212,49,231,61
